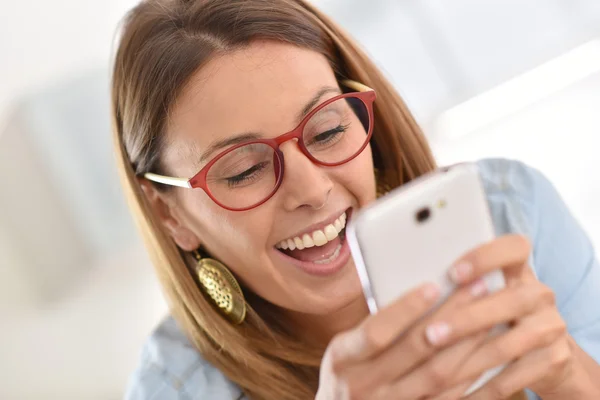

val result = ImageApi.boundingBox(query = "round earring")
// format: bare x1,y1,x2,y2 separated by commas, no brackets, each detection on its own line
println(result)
194,249,246,324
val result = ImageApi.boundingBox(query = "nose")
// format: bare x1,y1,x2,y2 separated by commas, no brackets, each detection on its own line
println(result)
278,142,333,211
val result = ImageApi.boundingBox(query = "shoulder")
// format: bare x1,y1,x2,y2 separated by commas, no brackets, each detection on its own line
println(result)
124,316,243,400
476,157,544,205
476,158,600,328
475,157,566,240
475,157,594,246
475,157,584,259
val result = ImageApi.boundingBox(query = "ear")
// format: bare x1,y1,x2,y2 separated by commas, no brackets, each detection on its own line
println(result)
139,179,201,252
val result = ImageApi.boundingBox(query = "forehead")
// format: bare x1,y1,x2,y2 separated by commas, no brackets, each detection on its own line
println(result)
164,41,338,173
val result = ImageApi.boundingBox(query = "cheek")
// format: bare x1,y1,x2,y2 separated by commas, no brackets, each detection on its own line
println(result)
179,190,274,262
342,145,376,204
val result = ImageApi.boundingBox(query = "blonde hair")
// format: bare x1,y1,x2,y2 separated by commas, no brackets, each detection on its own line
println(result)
112,0,437,398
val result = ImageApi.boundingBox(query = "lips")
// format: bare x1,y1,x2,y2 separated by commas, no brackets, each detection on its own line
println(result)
283,228,345,263
274,208,353,277
275,212,347,251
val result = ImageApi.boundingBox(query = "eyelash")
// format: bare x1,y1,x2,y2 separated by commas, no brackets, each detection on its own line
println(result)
226,161,269,188
309,123,349,145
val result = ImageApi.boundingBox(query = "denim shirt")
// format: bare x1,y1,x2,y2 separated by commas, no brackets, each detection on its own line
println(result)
125,158,600,400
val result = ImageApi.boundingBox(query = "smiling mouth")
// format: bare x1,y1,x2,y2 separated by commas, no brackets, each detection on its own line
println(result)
275,211,348,264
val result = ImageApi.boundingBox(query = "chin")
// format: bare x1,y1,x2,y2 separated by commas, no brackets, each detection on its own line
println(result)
289,262,365,315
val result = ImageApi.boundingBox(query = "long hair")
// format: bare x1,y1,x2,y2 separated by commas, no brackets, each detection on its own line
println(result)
111,0,436,398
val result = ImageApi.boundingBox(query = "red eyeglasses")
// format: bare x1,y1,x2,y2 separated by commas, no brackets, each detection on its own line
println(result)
144,80,376,211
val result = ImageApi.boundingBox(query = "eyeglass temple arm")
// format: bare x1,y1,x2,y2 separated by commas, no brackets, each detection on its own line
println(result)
144,172,192,188
341,79,373,93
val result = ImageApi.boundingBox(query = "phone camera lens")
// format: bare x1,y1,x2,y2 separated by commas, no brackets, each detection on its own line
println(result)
416,207,431,223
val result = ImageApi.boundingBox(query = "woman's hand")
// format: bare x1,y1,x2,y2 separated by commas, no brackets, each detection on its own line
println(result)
316,234,599,399
433,235,600,399
316,267,493,399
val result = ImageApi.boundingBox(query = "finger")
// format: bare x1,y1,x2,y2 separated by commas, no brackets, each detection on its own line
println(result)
340,284,488,396
392,306,565,398
330,282,440,370
427,380,477,400
453,306,567,385
380,331,488,399
424,281,556,347
448,235,531,285
464,341,572,400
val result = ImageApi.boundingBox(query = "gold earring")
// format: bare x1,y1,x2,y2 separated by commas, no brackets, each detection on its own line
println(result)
374,168,392,198
194,249,246,324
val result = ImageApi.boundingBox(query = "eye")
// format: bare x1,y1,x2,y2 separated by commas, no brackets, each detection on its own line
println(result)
225,161,269,187
309,123,349,146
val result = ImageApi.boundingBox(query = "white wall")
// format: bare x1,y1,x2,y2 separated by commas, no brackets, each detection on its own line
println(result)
432,71,600,250
316,0,600,121
0,0,138,125
0,245,168,400
2,0,600,125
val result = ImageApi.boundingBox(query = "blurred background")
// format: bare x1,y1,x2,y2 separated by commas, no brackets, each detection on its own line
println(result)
1,0,599,398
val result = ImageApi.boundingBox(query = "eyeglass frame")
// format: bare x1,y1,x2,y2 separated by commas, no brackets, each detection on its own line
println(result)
143,79,376,211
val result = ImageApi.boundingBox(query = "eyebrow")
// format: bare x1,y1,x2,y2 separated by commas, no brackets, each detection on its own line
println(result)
197,132,261,165
196,85,341,166
296,85,342,122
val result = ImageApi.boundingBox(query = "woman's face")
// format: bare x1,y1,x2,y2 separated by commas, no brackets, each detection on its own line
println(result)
155,41,376,317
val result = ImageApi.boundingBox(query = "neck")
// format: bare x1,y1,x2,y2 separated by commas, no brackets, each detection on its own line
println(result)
286,295,371,348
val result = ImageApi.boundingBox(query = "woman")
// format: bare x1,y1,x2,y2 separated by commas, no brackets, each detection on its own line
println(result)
112,0,600,399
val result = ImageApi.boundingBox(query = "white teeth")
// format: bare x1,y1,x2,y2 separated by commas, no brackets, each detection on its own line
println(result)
324,224,338,240
276,212,347,250
312,230,327,246
333,219,342,232
302,233,314,248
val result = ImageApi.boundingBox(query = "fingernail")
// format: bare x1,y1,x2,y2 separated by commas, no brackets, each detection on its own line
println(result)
425,322,451,345
450,261,473,283
422,283,440,301
470,278,488,297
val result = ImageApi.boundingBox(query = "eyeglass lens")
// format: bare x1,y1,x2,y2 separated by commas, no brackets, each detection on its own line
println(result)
205,96,371,209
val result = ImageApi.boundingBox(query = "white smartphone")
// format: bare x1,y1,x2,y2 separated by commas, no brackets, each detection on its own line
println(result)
346,163,506,396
